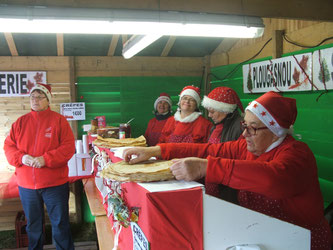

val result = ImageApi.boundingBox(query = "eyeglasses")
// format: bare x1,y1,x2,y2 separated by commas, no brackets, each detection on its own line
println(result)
240,121,268,136
181,96,196,103
30,96,47,101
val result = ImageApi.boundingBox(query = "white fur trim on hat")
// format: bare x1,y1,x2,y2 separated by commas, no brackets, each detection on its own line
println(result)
202,95,237,113
154,96,172,110
30,84,52,103
245,100,288,137
179,89,201,106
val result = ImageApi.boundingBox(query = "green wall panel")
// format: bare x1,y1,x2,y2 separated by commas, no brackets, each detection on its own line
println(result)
210,44,333,208
76,76,202,138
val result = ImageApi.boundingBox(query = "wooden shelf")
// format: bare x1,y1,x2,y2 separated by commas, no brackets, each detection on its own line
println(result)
83,178,106,217
83,178,116,250
95,216,116,250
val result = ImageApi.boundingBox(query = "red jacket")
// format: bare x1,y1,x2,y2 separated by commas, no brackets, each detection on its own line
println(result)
4,107,75,189
144,117,168,146
160,136,332,249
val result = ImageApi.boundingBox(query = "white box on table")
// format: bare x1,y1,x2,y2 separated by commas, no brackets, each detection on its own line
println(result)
68,153,92,177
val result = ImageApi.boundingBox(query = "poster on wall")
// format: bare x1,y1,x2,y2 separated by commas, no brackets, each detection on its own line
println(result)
313,47,333,90
242,53,312,93
0,71,47,97
60,102,86,121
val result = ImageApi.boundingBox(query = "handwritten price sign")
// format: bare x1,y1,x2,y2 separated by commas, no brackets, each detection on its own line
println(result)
60,102,86,121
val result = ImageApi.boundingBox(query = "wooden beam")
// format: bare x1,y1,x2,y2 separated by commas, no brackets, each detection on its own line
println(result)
69,56,78,139
75,56,204,77
272,30,284,59
95,216,115,250
121,35,128,45
107,35,119,56
4,33,18,56
161,36,176,57
160,0,333,22
3,0,332,21
212,38,239,55
56,33,64,56
203,55,210,118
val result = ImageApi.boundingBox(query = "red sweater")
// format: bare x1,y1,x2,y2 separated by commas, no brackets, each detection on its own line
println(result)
160,136,332,249
4,107,75,189
144,118,168,146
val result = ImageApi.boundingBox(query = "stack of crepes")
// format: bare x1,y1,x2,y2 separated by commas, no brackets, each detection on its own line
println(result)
92,135,147,148
100,160,175,182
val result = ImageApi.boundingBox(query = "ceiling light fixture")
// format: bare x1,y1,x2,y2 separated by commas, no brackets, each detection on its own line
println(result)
122,35,162,59
0,6,265,38
0,6,265,58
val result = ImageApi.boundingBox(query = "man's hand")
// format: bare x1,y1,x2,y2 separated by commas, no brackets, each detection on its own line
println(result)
123,146,162,164
22,154,34,166
31,156,45,168
170,157,207,181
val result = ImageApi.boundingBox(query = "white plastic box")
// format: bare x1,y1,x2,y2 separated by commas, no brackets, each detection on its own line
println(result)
68,153,92,177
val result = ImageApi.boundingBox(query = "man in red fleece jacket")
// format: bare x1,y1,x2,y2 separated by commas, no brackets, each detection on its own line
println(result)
4,83,75,250
124,91,332,250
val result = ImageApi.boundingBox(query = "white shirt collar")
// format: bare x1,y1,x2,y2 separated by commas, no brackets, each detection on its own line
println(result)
265,135,287,153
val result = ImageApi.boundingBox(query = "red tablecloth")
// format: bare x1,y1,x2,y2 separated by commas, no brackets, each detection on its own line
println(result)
0,171,19,199
96,147,123,163
103,182,203,250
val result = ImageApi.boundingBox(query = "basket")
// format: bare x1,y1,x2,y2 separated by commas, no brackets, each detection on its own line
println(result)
15,211,29,248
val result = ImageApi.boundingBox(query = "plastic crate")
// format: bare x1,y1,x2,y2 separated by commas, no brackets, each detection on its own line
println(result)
15,211,29,248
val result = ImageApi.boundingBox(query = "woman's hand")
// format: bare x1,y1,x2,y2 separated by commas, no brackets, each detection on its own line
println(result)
123,146,162,164
170,157,207,181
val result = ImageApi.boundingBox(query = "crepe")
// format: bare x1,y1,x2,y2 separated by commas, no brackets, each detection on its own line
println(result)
100,160,175,182
93,135,147,148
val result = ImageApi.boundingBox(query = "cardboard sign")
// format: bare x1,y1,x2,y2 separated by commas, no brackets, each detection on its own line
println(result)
0,71,47,97
242,53,312,93
60,102,86,120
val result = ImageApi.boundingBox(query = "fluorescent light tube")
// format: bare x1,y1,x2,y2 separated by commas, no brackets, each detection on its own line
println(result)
0,18,263,38
0,6,265,38
122,35,162,59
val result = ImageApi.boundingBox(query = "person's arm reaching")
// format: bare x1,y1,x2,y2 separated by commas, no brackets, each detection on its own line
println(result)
170,157,207,181
123,146,162,164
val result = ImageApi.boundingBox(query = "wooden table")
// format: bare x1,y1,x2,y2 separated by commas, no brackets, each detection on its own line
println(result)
83,178,115,250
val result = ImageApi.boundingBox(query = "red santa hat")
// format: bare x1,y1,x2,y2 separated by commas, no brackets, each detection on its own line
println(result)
179,85,201,106
30,83,52,103
245,91,297,137
202,87,244,113
154,92,172,110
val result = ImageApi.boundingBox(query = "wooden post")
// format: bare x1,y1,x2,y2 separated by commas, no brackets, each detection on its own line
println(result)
272,30,284,59
203,55,211,118
69,56,78,140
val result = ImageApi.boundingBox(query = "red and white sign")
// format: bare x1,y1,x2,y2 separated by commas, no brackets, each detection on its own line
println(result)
242,53,312,93
0,71,47,97
313,47,333,90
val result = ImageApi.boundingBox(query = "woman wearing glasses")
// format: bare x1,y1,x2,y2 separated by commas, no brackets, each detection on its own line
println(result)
4,83,75,250
201,86,244,203
158,85,212,143
124,91,331,250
